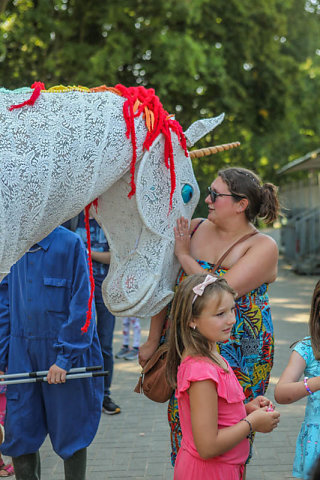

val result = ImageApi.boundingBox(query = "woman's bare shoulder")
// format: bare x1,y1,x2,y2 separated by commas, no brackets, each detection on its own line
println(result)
252,231,278,249
244,231,279,264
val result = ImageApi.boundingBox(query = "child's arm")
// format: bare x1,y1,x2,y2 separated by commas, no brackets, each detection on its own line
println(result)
274,350,320,404
189,379,280,459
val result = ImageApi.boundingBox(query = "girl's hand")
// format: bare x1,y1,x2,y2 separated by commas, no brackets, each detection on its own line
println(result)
248,407,280,433
246,396,273,414
174,217,191,259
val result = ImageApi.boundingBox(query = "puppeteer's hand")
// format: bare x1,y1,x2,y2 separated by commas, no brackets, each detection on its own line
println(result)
47,364,67,384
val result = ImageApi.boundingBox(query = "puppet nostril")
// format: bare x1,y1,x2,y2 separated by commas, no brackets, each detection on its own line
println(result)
181,184,193,204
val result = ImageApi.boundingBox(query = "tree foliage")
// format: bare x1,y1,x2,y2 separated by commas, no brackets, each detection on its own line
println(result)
0,0,319,216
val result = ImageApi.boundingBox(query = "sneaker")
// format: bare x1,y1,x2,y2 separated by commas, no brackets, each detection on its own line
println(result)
124,348,139,361
115,346,130,359
102,396,121,415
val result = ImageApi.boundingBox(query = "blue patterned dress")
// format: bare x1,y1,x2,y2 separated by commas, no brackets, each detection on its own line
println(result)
293,338,320,479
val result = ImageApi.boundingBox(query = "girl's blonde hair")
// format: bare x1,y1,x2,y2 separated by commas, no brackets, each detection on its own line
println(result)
166,273,236,388
309,280,320,360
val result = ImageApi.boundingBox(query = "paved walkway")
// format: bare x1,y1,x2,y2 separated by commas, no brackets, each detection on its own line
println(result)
9,255,318,479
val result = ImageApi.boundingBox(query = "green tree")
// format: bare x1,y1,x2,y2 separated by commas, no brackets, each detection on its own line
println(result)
0,0,319,218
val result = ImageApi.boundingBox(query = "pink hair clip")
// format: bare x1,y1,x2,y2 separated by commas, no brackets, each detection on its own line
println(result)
192,275,218,304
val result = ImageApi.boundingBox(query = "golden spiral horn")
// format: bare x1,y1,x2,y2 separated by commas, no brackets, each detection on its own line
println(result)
189,142,240,159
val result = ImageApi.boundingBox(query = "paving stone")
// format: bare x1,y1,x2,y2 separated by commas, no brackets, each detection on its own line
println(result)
38,256,312,479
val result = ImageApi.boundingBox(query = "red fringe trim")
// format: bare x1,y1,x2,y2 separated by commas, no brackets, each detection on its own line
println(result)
8,82,45,111
81,200,98,333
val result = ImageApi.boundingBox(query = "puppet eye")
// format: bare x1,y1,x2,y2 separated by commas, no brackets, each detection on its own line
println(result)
181,184,194,204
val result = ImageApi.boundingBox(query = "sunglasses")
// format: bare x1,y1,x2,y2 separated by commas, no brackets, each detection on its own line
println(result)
207,187,246,203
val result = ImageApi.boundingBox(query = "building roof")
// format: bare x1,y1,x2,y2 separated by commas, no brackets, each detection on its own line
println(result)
278,148,320,174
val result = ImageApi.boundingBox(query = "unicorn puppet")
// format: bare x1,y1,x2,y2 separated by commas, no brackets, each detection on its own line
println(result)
0,83,239,319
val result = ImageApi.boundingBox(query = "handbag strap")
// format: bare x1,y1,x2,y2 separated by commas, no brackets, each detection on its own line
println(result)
215,230,258,270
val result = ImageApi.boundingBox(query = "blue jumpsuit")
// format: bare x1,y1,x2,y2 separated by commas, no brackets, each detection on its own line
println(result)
0,227,104,460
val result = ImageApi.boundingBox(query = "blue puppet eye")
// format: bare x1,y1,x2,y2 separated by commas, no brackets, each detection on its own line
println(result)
181,184,194,204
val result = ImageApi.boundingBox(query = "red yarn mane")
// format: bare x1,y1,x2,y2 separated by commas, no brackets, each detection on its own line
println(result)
113,84,188,210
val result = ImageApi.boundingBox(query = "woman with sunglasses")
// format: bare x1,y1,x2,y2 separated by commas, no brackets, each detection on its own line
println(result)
139,166,279,466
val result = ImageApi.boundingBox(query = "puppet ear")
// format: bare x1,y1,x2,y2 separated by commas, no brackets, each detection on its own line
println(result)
184,113,225,147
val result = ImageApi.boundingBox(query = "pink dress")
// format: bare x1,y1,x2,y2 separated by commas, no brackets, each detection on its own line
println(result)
174,356,250,480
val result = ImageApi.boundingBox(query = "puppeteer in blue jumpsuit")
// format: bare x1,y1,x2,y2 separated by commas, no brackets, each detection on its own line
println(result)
0,226,104,478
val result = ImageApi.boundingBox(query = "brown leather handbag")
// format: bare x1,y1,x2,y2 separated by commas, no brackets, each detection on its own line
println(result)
134,343,173,403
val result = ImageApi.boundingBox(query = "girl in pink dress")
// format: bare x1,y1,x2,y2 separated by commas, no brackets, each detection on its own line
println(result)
166,273,280,480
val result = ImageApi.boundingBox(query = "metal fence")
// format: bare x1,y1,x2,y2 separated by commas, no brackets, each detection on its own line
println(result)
280,175,320,212
279,175,320,273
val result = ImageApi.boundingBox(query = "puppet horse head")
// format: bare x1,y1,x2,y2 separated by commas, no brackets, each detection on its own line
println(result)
0,84,228,318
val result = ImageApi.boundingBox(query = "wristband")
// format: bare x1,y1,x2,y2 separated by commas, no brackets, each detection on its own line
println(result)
241,418,253,439
304,376,313,395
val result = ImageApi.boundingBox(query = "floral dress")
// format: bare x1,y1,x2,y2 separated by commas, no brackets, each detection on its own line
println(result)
292,338,320,479
168,260,274,465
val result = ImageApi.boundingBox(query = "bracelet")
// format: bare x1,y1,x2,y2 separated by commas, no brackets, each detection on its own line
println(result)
241,418,253,439
304,376,313,395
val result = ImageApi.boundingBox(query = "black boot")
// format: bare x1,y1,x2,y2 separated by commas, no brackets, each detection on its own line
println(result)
12,452,41,480
64,447,87,480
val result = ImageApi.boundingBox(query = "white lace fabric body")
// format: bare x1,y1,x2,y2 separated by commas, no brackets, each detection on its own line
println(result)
0,88,200,317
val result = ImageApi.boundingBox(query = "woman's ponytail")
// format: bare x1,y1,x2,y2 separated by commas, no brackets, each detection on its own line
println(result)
259,183,280,224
